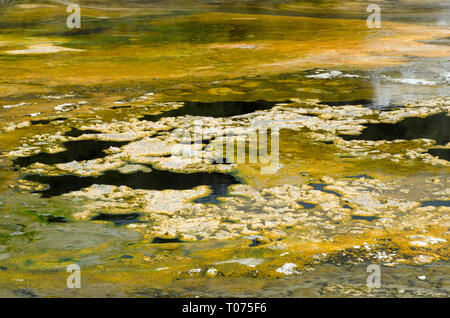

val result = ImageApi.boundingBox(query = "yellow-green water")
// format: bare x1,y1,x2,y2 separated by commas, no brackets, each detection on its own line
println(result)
0,0,449,297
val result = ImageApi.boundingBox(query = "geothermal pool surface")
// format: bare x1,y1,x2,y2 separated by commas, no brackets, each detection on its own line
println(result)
0,0,449,297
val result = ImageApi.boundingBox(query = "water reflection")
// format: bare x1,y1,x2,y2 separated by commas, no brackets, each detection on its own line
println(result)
370,58,450,108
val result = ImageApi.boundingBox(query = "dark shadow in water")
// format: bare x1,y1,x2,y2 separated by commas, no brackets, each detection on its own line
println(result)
297,201,316,209
64,128,101,138
315,140,333,145
30,117,67,125
142,100,285,121
13,140,130,167
339,112,450,145
344,174,374,179
120,254,134,259
248,237,264,247
421,200,450,207
427,148,450,161
111,105,132,110
351,215,379,222
193,183,230,204
91,212,142,226
38,214,68,224
23,168,240,199
310,183,342,197
152,237,182,244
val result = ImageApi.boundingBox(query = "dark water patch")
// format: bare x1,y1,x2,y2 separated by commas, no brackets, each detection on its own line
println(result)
47,27,108,37
201,138,215,150
315,140,333,145
152,237,182,244
111,105,131,110
120,254,134,259
339,155,356,159
297,201,316,209
427,148,450,161
30,117,67,125
319,99,374,107
193,184,230,204
344,174,374,179
58,258,74,263
0,266,7,271
339,112,450,145
142,100,285,121
310,183,342,197
64,128,101,137
14,139,130,167
38,214,68,223
23,168,240,198
343,204,353,210
421,200,450,207
155,154,173,158
352,215,379,222
91,213,142,226
248,238,263,247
